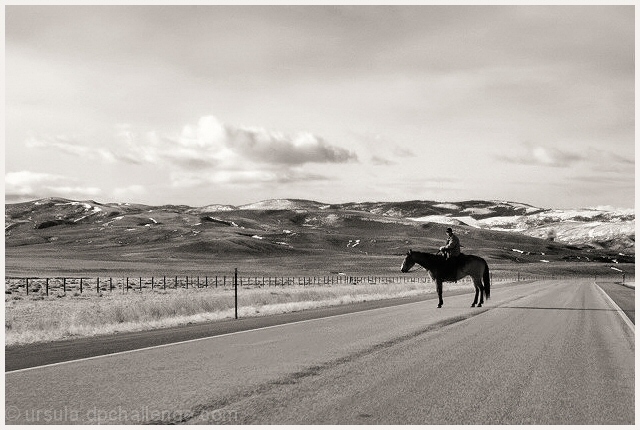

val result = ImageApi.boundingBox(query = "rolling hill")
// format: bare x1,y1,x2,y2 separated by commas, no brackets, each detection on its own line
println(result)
5,197,634,278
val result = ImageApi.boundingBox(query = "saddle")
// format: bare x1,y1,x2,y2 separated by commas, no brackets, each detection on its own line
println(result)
441,253,465,281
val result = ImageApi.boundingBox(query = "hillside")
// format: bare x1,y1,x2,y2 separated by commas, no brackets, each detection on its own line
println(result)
4,197,634,277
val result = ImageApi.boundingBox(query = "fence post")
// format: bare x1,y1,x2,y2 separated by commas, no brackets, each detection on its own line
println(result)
46,278,49,296
164,276,166,290
80,278,83,293
234,268,238,319
25,278,28,295
140,277,143,292
97,277,100,294
63,278,66,293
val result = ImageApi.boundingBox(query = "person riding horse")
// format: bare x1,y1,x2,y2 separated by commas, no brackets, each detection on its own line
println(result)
439,227,461,260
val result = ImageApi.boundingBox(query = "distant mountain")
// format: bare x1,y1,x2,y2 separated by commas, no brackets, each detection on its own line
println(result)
205,199,634,253
5,198,634,266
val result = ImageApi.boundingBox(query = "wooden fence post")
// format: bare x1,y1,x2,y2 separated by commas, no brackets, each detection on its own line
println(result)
234,268,238,320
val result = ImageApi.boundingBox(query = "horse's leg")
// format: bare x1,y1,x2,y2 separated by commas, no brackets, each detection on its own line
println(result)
475,276,484,307
471,279,479,307
436,280,443,308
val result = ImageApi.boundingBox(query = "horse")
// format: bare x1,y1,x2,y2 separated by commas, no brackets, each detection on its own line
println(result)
400,249,491,308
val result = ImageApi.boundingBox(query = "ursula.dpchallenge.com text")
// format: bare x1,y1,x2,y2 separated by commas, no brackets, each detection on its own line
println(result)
5,405,238,424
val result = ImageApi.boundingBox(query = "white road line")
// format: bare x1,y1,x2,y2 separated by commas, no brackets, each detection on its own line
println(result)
593,282,635,334
5,295,438,375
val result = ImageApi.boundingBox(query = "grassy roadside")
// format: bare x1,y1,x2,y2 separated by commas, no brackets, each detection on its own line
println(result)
6,281,483,346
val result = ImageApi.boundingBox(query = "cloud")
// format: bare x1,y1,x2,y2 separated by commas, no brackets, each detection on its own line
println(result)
228,128,357,165
350,130,416,161
5,171,66,195
117,116,356,185
569,174,634,186
22,116,357,188
587,150,634,173
46,185,102,196
26,134,119,163
169,116,357,166
392,146,416,157
498,142,584,167
371,156,395,166
170,167,329,189
5,170,101,201
112,185,147,200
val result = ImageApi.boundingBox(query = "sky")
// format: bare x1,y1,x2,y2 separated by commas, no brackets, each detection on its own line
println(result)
4,5,635,209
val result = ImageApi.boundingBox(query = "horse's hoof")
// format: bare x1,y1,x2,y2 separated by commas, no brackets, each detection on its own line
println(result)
477,304,482,308
471,304,476,308
437,304,442,308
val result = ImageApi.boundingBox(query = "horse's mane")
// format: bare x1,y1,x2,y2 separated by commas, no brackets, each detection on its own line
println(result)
411,250,445,261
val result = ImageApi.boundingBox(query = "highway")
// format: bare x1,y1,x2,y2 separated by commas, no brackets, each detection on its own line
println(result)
5,279,634,424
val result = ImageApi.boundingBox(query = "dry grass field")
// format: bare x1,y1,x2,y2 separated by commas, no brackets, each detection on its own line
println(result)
6,279,458,346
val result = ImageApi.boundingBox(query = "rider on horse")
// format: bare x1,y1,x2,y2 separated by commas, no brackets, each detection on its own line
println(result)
440,227,461,260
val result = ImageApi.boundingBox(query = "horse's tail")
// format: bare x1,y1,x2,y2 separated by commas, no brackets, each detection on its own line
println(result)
483,261,491,299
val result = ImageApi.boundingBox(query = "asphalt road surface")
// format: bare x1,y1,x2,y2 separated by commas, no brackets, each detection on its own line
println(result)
5,279,634,425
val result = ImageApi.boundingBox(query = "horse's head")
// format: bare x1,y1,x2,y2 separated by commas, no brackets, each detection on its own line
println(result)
400,249,416,273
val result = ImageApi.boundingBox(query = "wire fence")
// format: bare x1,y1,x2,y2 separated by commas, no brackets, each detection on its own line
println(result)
4,272,633,297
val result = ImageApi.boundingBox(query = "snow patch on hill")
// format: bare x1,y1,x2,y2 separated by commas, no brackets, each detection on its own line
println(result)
433,203,461,210
238,199,327,211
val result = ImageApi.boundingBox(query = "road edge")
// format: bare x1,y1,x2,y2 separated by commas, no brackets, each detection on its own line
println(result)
593,282,635,334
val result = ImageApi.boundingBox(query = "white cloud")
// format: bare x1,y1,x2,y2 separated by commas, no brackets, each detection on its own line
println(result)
112,185,146,200
46,185,102,197
169,167,328,189
5,171,66,195
498,142,584,167
5,170,101,201
166,116,357,166
25,134,120,163
117,115,357,185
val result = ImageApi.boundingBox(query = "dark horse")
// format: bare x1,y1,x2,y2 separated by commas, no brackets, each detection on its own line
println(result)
401,250,491,308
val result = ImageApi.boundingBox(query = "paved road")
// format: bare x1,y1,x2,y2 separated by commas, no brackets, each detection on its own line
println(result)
5,280,634,424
